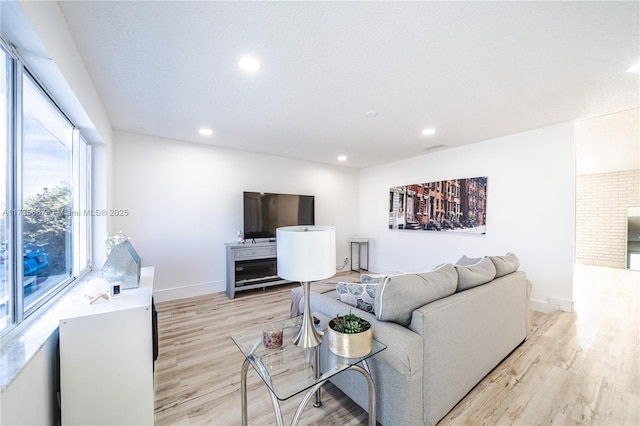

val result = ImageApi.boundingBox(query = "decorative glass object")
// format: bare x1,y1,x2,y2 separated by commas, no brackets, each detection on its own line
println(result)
102,240,141,290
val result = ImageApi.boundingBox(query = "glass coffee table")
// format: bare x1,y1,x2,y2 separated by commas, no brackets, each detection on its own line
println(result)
231,313,386,426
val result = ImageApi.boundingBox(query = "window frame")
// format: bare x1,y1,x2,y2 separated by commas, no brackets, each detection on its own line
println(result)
1,43,17,329
1,41,92,339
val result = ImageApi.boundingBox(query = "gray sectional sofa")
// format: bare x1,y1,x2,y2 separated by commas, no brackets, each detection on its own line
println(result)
306,254,530,426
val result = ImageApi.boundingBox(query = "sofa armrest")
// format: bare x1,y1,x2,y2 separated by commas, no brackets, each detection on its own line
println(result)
308,292,423,378
408,270,529,425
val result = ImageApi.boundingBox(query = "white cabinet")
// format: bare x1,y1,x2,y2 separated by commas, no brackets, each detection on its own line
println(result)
59,267,155,425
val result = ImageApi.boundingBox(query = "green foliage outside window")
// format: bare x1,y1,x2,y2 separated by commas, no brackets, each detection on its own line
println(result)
22,185,71,275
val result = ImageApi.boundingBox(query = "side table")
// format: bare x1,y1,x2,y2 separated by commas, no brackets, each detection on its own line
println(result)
230,315,385,426
348,238,370,272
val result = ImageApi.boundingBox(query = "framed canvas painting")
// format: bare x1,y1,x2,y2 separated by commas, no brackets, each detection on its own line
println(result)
389,177,487,234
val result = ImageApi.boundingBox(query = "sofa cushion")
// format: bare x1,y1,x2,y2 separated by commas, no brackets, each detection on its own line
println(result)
454,257,496,291
375,264,458,326
455,255,483,266
360,273,387,284
336,282,377,313
490,252,520,277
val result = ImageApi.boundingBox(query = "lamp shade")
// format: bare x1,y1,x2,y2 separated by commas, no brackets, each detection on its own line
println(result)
276,226,336,282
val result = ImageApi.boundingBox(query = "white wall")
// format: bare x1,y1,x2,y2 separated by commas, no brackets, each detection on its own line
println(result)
92,143,109,268
16,0,113,145
574,108,640,268
111,131,360,302
575,108,639,175
358,123,576,313
0,331,59,425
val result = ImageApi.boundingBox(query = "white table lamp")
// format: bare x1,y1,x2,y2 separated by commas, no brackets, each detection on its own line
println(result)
277,226,336,347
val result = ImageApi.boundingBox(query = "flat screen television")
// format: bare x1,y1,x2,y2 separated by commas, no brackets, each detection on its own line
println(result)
243,192,315,240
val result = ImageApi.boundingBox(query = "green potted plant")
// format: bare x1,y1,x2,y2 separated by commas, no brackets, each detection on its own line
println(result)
327,312,373,358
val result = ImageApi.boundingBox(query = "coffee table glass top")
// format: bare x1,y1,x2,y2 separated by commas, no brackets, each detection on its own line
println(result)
230,314,386,401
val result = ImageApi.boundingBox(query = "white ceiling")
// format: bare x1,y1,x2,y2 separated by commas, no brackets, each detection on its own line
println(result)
575,108,639,175
55,1,639,169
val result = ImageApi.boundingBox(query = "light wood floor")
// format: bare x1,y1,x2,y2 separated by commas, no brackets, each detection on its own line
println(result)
154,265,639,425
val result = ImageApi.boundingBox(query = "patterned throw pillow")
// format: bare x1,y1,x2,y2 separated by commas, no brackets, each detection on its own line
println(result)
336,282,377,313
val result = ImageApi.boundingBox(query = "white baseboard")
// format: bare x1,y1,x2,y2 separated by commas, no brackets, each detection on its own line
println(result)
548,297,575,312
530,297,574,313
366,264,404,275
529,299,559,314
153,280,225,303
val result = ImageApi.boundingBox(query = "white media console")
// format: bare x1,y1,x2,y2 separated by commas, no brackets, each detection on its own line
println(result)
225,242,292,298
59,267,156,425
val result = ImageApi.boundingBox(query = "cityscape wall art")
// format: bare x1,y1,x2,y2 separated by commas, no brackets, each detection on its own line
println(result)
389,177,488,234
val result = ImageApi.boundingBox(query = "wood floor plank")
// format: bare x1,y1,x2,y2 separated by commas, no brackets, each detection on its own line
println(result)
154,266,639,425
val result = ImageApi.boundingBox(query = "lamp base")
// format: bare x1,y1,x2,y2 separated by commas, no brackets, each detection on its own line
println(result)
293,281,323,348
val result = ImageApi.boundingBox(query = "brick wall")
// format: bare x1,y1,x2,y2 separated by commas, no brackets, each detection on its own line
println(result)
576,169,640,268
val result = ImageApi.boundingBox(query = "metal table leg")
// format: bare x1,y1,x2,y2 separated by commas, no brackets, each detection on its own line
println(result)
242,350,376,426
291,361,376,426
242,357,285,426
241,358,249,426
359,359,376,426
347,364,376,426
313,347,321,407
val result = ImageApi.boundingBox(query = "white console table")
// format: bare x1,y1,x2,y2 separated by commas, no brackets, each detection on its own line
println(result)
59,267,155,425
226,242,292,298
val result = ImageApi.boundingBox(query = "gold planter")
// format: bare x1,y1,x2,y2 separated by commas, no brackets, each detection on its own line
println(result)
327,320,373,358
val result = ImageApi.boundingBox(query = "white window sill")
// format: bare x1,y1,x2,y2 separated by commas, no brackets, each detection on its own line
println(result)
0,269,102,391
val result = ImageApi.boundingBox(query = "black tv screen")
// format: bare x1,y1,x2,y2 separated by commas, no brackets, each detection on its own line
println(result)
243,192,315,239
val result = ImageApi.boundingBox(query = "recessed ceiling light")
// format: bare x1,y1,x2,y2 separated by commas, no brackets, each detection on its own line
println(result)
338,155,347,162
422,128,436,136
238,57,261,72
199,128,213,136
364,111,378,117
626,63,640,73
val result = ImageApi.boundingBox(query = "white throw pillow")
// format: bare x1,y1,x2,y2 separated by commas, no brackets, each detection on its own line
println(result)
455,257,497,291
375,264,458,326
456,254,483,266
489,252,520,277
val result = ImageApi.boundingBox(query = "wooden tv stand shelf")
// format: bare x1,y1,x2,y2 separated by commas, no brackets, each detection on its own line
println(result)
225,242,292,299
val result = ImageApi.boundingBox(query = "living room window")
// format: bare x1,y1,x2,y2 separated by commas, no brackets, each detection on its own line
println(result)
1,45,11,331
0,43,92,335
